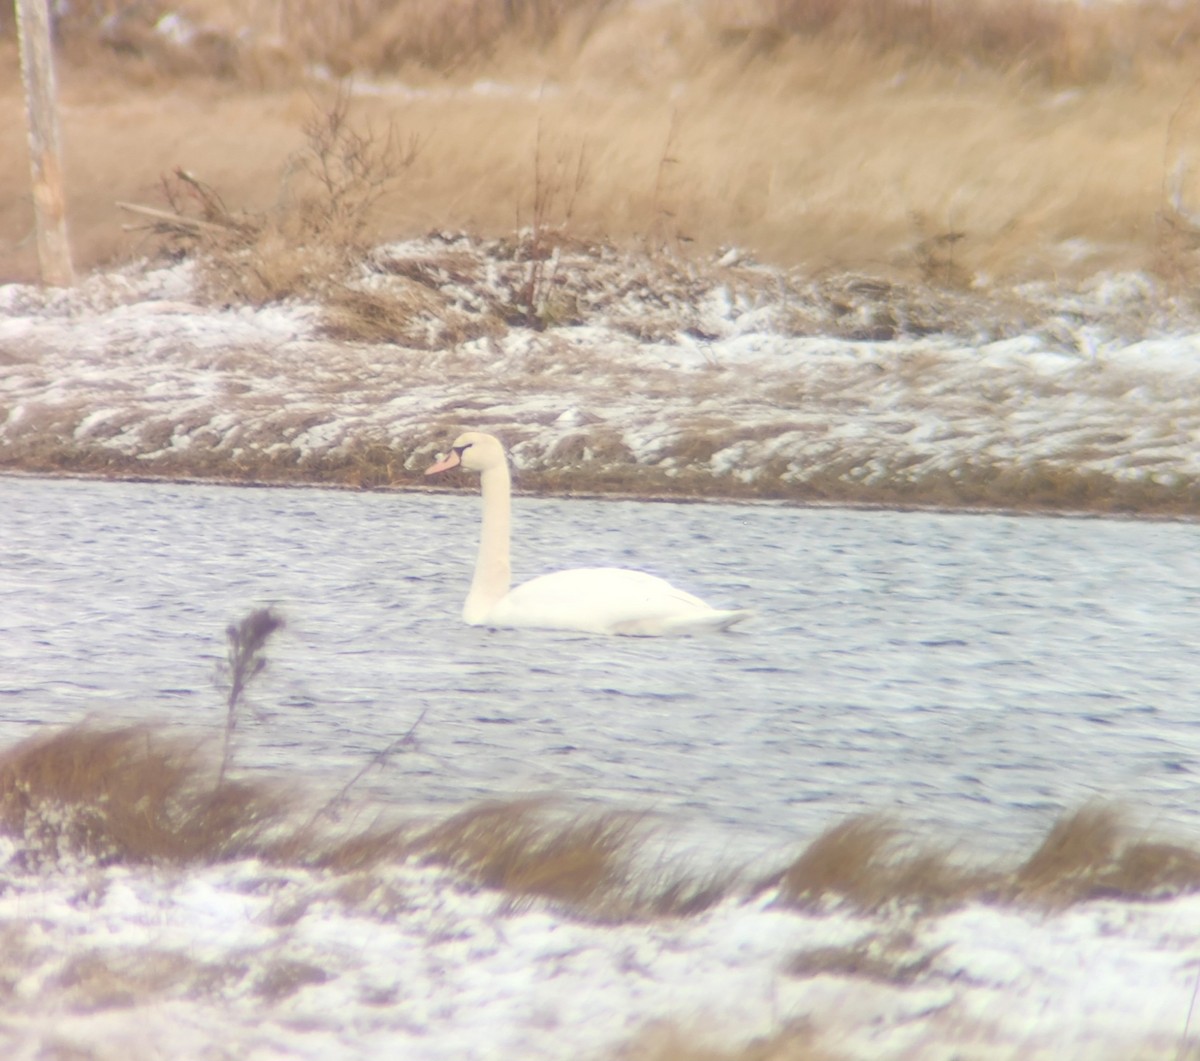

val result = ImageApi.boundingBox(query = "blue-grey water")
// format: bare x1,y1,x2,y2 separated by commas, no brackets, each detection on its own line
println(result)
2,475,1199,858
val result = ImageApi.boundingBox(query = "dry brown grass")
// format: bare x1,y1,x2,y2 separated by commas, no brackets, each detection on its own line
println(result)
768,807,1200,914
411,799,641,908
716,0,1200,86
404,800,734,918
767,815,990,914
1009,804,1200,906
46,0,621,82
0,722,722,918
0,724,291,868
6,0,1200,285
321,283,494,348
4,724,1200,920
25,0,1200,86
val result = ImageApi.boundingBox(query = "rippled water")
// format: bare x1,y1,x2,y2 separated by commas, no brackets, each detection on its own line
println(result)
3,475,1200,858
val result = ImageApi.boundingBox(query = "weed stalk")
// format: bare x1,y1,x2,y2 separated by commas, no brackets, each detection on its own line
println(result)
313,707,427,825
217,607,285,788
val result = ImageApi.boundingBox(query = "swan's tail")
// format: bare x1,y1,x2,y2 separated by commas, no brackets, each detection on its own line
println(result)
692,608,755,634
613,608,754,636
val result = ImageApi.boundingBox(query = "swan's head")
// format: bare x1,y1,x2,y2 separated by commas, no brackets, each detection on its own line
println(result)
424,431,506,476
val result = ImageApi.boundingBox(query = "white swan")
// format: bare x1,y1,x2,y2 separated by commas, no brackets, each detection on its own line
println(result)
424,431,752,636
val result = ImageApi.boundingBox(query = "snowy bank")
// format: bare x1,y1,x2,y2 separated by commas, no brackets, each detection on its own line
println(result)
2,237,1199,514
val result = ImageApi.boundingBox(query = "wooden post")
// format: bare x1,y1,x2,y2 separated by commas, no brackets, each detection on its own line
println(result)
15,0,74,286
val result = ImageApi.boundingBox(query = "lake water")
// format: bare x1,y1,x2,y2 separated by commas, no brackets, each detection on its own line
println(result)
3,474,1199,861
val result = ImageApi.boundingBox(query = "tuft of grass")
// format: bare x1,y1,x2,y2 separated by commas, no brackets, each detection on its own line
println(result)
320,279,504,349
0,724,290,868
1008,805,1200,906
313,799,730,921
411,800,646,913
766,815,990,914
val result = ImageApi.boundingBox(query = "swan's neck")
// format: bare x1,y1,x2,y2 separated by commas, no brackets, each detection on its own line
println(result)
464,460,512,623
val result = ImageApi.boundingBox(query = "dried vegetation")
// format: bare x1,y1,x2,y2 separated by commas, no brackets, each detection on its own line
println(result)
719,0,1200,87
3,721,1199,920
25,0,1200,88
139,89,419,307
7,0,1200,283
764,807,1200,914
0,724,290,869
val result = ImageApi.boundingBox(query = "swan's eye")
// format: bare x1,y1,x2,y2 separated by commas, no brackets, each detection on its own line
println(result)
453,443,472,457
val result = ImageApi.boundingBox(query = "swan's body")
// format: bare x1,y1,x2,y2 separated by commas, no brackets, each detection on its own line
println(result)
425,432,751,636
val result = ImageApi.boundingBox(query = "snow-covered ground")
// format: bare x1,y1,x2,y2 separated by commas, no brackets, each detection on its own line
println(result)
2,840,1199,1061
2,236,1199,511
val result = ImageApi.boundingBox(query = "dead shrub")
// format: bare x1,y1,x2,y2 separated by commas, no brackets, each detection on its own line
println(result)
503,125,592,328
142,91,419,305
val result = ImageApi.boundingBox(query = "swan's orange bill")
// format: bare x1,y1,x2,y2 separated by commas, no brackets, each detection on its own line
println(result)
425,451,461,475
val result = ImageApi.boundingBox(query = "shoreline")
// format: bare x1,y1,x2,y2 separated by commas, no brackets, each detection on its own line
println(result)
6,465,1198,526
